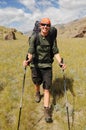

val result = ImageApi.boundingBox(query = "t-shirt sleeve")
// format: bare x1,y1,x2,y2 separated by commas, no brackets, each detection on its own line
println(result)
28,35,36,54
53,39,59,55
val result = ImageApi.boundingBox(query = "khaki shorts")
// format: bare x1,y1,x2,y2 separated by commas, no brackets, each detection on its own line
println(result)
31,67,52,90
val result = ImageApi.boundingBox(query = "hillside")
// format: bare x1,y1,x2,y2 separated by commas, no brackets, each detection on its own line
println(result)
57,16,86,38
0,26,26,40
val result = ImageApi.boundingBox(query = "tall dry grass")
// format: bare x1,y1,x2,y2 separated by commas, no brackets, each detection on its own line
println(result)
0,37,86,130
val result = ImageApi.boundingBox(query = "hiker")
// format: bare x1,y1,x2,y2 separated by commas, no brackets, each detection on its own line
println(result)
23,18,66,123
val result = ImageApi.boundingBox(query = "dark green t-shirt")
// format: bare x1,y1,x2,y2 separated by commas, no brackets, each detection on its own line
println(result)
28,33,59,68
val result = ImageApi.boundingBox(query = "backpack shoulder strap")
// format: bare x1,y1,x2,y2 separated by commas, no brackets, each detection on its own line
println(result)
49,27,57,40
31,33,40,50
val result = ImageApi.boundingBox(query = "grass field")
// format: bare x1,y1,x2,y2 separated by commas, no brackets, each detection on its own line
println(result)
0,37,86,130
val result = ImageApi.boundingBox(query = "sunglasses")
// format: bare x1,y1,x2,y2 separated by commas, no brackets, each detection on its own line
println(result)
41,23,51,27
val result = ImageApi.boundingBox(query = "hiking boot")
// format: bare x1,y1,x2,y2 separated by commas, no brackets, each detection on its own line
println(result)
44,107,53,123
35,92,41,103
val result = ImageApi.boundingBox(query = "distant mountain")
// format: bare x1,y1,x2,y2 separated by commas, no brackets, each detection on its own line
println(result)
56,16,86,38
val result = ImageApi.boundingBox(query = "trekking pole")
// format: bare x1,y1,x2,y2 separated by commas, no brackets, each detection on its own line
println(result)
17,54,30,130
61,58,70,130
17,66,27,130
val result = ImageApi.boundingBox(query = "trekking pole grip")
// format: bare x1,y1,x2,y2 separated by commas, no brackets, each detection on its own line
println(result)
61,58,63,64
61,58,64,72
59,58,63,68
26,54,28,60
26,54,31,66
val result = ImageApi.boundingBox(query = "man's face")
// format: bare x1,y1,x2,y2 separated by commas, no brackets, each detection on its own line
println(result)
40,23,51,35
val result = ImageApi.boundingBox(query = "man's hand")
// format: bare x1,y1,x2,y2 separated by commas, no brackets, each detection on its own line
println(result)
59,62,66,70
59,58,66,70
23,53,32,67
23,60,30,67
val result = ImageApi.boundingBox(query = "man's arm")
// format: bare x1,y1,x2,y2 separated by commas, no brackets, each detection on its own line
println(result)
23,53,33,67
54,53,66,70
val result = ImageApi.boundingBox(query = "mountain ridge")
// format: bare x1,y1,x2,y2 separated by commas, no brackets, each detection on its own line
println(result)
0,16,86,38
56,16,86,38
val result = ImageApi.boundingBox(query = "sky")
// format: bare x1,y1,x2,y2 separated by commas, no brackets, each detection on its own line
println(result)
0,0,86,33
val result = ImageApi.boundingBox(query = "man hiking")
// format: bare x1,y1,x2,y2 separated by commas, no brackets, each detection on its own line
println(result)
23,18,66,123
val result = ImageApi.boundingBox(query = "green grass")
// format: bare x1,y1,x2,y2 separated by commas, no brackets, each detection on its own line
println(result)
0,37,86,130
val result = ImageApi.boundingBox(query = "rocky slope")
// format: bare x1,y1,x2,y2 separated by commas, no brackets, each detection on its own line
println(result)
57,16,86,38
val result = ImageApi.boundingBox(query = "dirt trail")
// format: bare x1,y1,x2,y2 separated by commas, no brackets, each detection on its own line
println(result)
29,95,70,130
